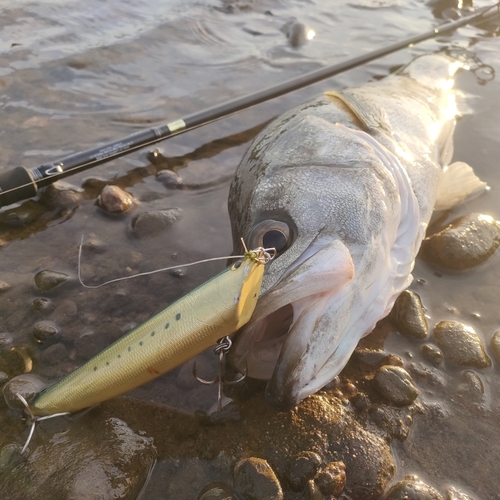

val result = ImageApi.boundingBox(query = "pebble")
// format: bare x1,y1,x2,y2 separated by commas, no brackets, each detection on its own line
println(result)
373,365,418,407
421,344,443,365
491,329,500,361
98,185,136,214
314,461,346,497
198,483,236,500
34,270,69,292
281,19,314,47
3,374,47,410
39,181,84,209
131,208,182,238
286,451,322,492
233,457,283,500
446,486,475,500
50,299,78,325
420,213,500,270
1,417,157,500
383,475,443,500
390,291,428,339
32,297,54,314
40,342,69,366
433,321,491,368
32,320,58,344
0,346,33,377
0,281,11,293
156,170,183,189
456,370,484,405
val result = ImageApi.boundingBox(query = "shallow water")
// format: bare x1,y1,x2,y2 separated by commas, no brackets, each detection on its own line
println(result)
0,0,500,498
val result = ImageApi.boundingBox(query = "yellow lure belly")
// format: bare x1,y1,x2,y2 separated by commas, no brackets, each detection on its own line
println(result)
31,253,266,416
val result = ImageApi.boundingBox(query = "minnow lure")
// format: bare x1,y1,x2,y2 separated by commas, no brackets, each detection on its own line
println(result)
28,246,272,417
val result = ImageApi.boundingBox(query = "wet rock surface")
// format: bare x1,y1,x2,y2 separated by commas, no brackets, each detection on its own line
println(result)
313,461,346,497
383,475,443,500
98,185,136,214
286,451,322,492
373,365,419,407
433,321,491,368
390,291,428,339
446,486,475,500
491,329,500,361
131,208,182,237
39,181,84,209
420,213,500,270
233,457,283,500
34,270,70,292
0,415,156,500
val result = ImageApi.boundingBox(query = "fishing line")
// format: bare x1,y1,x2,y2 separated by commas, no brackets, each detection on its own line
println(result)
0,2,499,208
78,236,276,288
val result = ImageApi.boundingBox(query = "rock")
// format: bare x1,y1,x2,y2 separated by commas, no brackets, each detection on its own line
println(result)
0,346,33,378
446,486,475,500
281,19,315,47
0,371,8,384
131,208,182,238
383,475,443,500
40,342,68,366
0,281,11,293
32,297,54,314
373,366,418,407
32,321,58,344
433,321,491,368
491,329,500,361
233,457,283,500
314,461,346,497
3,374,47,410
390,291,428,339
456,370,484,405
198,483,236,500
0,416,156,500
420,213,500,270
34,270,69,292
286,451,322,492
39,181,84,209
51,299,78,325
98,185,136,214
421,344,443,365
156,170,183,189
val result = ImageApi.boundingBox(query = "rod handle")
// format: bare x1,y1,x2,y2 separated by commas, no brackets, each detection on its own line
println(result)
0,166,38,207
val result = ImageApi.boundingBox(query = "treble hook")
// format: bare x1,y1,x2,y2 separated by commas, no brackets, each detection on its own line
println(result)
193,336,246,411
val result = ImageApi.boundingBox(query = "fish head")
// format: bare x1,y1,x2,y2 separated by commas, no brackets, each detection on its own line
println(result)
228,100,401,410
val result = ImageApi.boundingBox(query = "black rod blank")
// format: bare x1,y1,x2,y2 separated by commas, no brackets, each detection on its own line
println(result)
0,3,499,208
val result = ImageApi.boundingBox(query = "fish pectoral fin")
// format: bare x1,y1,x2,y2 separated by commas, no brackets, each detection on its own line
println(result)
435,161,488,211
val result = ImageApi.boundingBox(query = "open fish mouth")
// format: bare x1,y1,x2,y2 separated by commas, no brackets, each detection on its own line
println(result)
229,239,356,410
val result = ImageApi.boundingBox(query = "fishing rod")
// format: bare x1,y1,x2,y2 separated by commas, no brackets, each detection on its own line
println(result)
0,3,499,208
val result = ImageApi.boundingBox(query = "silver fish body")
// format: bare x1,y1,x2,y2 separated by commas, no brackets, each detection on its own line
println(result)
228,54,485,410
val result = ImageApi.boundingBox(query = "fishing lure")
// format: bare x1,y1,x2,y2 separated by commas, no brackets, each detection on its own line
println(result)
22,245,272,423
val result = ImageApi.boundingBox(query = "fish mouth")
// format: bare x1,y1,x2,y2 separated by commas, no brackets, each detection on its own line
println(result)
229,239,356,411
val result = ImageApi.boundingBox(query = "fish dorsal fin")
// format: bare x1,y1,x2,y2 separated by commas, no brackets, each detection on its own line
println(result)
435,161,488,211
324,89,392,136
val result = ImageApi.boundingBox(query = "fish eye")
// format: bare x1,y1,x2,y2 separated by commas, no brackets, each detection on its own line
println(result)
248,219,292,255
231,260,243,270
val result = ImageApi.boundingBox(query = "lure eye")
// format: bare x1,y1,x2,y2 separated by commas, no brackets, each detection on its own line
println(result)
248,219,292,255
231,260,243,270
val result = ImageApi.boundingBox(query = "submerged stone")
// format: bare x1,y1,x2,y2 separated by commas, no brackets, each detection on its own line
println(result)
491,330,500,361
198,483,236,500
233,457,283,500
421,344,443,365
420,213,500,270
433,321,491,368
390,290,428,339
383,475,443,500
373,365,418,407
98,185,136,214
446,486,475,500
3,374,47,410
131,208,182,238
39,181,84,209
34,270,69,292
32,321,58,344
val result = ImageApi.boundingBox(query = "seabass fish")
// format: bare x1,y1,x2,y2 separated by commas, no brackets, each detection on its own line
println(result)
228,54,485,410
